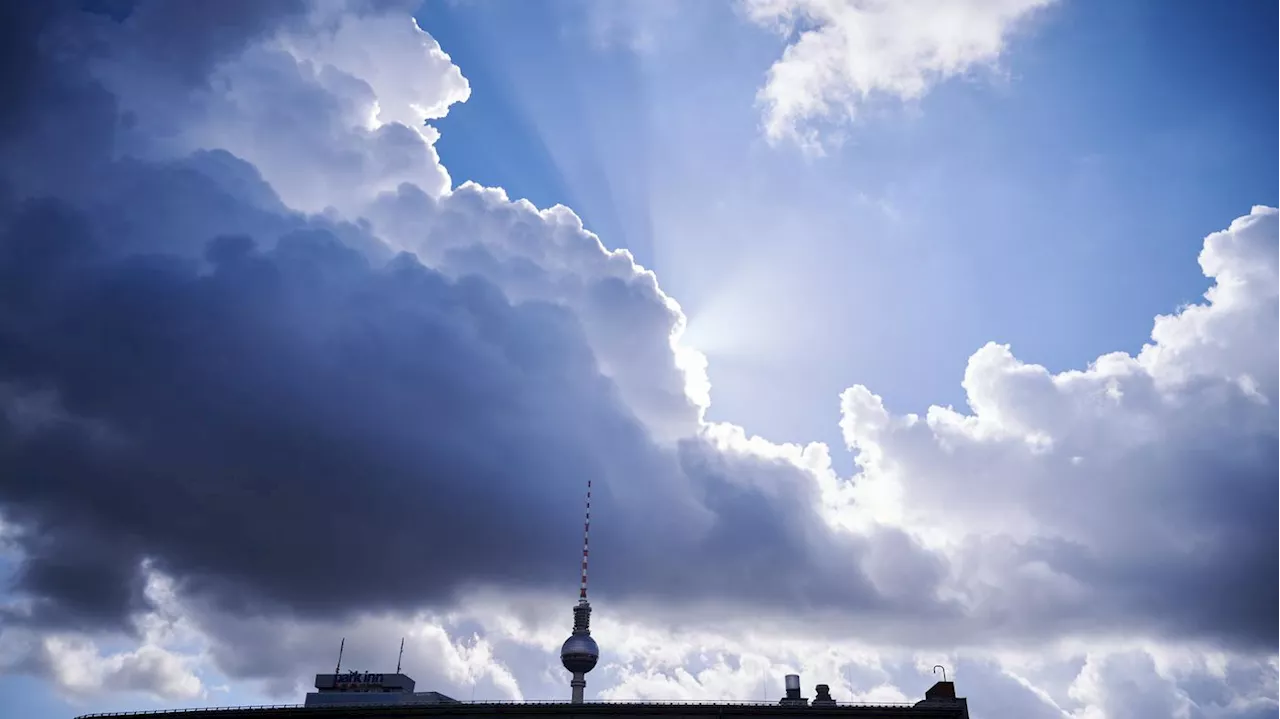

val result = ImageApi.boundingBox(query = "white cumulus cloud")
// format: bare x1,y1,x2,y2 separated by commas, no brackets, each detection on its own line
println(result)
834,205,1277,646
743,0,1056,151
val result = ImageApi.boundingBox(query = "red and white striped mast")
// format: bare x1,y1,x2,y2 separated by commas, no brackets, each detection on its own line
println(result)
579,479,590,604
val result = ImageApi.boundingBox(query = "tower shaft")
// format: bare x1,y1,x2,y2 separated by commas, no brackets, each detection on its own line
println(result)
573,602,591,634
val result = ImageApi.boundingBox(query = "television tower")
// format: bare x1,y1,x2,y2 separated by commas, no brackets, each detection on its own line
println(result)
559,479,599,704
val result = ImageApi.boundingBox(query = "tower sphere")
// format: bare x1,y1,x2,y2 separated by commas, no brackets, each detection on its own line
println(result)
560,633,599,674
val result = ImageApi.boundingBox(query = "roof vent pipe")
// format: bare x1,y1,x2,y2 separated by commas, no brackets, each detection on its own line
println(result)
780,674,807,706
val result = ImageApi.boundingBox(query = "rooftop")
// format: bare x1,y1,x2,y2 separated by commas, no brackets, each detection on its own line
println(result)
72,670,968,718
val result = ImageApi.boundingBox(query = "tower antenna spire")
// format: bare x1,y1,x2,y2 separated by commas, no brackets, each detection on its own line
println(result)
560,478,599,704
580,479,590,604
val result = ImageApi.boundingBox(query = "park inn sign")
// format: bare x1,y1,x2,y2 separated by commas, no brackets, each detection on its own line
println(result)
310,670,418,693
334,671,387,688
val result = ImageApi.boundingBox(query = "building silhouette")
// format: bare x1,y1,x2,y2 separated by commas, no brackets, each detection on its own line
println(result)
73,671,969,719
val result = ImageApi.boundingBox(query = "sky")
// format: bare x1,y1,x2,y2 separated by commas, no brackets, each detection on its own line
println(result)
0,1,1274,718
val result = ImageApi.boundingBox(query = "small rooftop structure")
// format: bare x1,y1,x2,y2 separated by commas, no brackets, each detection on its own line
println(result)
779,675,808,707
304,671,458,707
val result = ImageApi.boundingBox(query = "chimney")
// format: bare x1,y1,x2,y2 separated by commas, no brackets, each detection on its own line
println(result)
779,674,808,706
811,684,835,707
924,681,956,701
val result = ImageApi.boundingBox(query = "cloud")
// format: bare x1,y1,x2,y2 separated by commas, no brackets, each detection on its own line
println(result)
742,0,1055,151
0,0,1274,714
0,187,916,638
0,0,939,648
14,567,1274,717
35,638,203,701
0,567,205,702
93,0,470,215
834,206,1278,649
0,198,667,619
195,604,526,701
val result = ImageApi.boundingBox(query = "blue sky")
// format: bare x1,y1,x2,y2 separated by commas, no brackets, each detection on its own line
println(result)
422,0,1277,454
1,1,1276,717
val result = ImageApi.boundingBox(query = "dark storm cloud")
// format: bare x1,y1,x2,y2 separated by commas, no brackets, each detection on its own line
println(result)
87,0,310,83
0,186,920,634
0,2,116,201
956,416,1279,651
0,192,641,623
0,0,311,202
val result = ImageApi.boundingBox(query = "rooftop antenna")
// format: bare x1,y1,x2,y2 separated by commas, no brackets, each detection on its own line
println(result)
395,638,405,674
559,478,599,704
334,637,345,675
933,665,948,683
